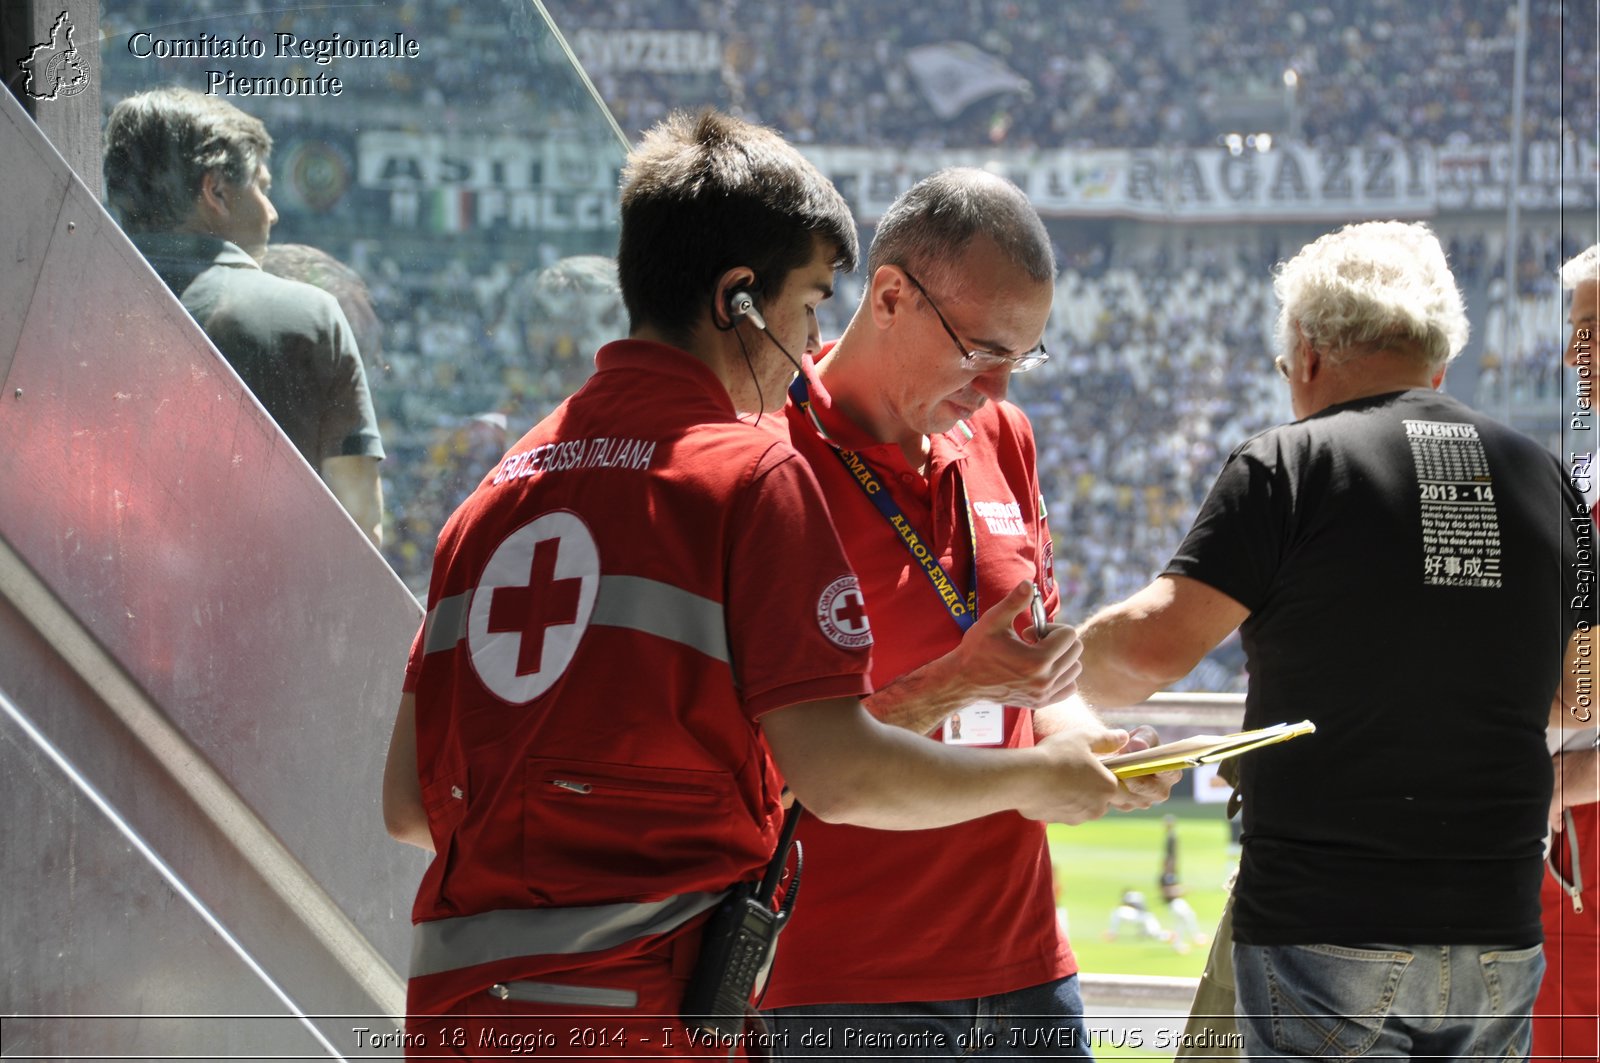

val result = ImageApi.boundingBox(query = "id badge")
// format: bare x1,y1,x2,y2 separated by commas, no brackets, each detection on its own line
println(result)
942,701,1005,746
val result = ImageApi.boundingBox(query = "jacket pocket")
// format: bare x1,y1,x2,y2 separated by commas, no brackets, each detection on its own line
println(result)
524,758,741,904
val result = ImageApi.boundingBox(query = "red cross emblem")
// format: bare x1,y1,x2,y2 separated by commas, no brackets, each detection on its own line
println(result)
830,587,870,635
468,512,599,704
816,575,872,649
486,537,583,675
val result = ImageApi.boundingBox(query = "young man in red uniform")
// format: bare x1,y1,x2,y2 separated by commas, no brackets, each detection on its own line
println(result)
764,168,1178,1056
1536,242,1600,1062
381,115,1154,1061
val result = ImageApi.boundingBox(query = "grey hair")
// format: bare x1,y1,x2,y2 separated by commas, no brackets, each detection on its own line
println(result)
1272,220,1469,369
1562,245,1600,290
867,168,1054,294
104,87,272,232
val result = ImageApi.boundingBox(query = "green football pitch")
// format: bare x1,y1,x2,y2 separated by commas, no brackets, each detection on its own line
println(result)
1046,799,1237,1061
1049,799,1236,979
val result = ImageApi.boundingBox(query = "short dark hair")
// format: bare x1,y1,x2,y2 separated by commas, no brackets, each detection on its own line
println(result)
868,168,1054,295
104,87,272,232
617,110,857,342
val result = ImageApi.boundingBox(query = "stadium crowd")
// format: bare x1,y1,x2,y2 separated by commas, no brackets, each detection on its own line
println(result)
351,225,1577,699
553,0,1592,150
102,0,1594,150
94,0,1591,687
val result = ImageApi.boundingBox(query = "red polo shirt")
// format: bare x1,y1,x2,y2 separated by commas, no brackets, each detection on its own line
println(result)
402,340,874,1014
760,349,1075,1006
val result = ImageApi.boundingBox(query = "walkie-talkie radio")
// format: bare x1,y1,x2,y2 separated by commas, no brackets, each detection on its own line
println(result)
681,804,803,1037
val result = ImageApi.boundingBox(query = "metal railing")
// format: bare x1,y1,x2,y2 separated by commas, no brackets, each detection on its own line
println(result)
1099,691,1246,729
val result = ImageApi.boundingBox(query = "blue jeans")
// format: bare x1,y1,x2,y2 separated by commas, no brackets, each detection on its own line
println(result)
765,974,1092,1059
1234,942,1544,1060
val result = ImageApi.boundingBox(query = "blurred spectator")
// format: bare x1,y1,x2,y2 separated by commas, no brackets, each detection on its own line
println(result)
261,242,388,377
551,0,1592,150
104,88,387,547
378,255,626,594
95,0,1590,673
102,1,1592,150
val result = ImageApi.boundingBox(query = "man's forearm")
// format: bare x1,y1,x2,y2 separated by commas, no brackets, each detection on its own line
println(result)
765,696,1129,830
1033,693,1100,739
1075,576,1246,709
322,454,384,547
863,654,969,735
383,693,433,851
859,580,1087,735
1076,620,1169,710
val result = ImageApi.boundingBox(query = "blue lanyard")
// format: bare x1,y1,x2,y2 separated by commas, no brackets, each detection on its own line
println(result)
789,375,978,632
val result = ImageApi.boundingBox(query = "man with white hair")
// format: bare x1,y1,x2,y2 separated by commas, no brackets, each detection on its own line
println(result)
1534,242,1600,1063
1073,221,1590,1060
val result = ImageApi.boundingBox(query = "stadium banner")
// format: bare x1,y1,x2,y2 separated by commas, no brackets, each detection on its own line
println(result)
351,133,1593,232
1134,144,1434,219
356,132,621,233
804,141,1593,222
1436,137,1599,211
569,29,721,74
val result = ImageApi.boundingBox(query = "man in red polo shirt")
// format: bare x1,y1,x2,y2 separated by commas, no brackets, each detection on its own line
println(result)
1537,242,1600,1062
764,168,1177,1056
381,117,1149,1061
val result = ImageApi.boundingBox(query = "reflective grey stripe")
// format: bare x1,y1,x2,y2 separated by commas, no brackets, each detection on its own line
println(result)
423,590,471,653
592,575,728,664
421,577,727,662
490,981,639,1008
411,890,724,978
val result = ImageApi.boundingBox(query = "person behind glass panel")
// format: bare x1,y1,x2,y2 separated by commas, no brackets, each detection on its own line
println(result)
104,88,385,546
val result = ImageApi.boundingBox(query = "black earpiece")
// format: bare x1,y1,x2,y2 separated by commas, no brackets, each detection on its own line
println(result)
728,289,767,332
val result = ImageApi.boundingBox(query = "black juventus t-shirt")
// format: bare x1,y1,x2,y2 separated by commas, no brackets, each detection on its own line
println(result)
1167,389,1586,946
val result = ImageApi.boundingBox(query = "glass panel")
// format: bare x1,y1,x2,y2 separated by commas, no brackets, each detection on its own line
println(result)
98,1,630,595
0,705,311,1059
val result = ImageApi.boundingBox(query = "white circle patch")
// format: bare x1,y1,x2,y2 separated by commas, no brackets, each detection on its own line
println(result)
467,511,600,704
816,575,872,649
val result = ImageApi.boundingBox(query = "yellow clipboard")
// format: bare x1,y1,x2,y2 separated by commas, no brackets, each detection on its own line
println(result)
1102,720,1316,779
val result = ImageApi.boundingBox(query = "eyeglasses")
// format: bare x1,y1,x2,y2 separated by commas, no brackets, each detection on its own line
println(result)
1274,355,1291,381
900,267,1049,373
